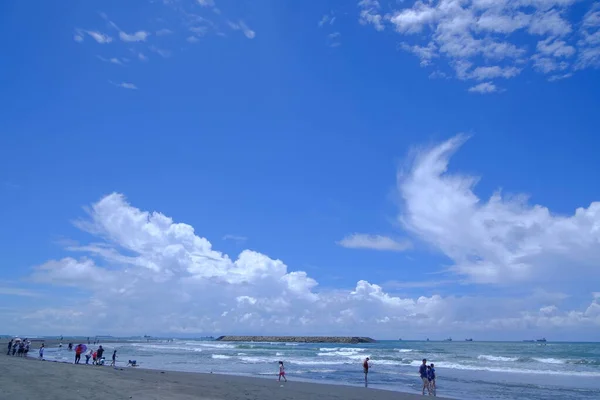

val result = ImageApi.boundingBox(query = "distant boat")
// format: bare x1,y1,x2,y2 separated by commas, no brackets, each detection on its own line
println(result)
536,338,547,342
398,338,402,341
426,338,430,341
444,338,452,342
465,338,473,342
523,340,535,342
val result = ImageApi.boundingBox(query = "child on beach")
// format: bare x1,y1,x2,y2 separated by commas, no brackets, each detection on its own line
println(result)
92,351,97,365
111,350,117,367
278,361,287,382
428,363,436,396
39,344,44,360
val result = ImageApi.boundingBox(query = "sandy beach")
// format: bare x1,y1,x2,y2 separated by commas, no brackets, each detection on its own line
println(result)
0,350,450,400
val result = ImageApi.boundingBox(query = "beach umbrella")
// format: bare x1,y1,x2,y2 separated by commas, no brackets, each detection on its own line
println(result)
13,338,22,342
76,344,87,353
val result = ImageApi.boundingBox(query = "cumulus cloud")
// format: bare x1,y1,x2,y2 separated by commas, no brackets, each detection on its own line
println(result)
468,81,498,93
337,234,412,252
16,189,599,337
398,134,600,285
358,0,599,86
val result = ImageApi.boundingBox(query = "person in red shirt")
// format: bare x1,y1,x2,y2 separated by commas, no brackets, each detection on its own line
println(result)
74,345,82,364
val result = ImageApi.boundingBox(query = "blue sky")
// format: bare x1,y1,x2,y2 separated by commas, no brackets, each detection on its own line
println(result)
1,0,599,340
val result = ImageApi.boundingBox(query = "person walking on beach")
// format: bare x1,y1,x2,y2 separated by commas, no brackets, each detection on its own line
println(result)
24,342,30,357
419,359,430,395
12,342,17,356
278,361,287,382
92,350,98,365
428,363,436,396
86,348,93,364
7,339,13,355
363,357,370,387
111,350,117,367
74,345,82,364
39,344,44,360
96,346,104,365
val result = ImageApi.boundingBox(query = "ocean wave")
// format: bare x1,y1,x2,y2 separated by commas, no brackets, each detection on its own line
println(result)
396,349,414,353
317,351,363,357
276,352,284,356
478,355,518,362
131,344,204,352
212,354,232,359
532,358,565,364
416,361,600,377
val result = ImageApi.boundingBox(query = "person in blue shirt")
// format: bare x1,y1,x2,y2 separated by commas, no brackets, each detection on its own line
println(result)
428,364,436,396
419,359,429,395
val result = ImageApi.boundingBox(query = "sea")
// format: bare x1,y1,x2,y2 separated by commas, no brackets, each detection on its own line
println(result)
38,339,600,399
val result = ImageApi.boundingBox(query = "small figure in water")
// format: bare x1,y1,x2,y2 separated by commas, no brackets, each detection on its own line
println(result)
111,350,117,367
428,363,436,396
278,361,287,382
39,343,44,360
363,357,370,387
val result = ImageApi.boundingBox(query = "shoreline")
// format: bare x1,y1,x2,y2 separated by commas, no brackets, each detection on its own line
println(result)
0,353,453,400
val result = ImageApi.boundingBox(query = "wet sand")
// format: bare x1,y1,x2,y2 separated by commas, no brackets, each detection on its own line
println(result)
0,351,450,400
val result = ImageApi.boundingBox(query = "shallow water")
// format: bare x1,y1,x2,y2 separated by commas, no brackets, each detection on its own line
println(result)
40,340,600,399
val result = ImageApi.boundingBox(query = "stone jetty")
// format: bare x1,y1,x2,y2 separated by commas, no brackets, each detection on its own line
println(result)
215,336,376,344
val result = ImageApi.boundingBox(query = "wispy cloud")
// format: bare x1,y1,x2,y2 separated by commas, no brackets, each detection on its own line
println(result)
150,45,171,58
97,56,123,65
468,82,498,94
85,30,113,44
109,81,138,90
223,234,247,243
74,29,85,42
337,234,412,252
318,13,336,27
227,20,255,39
187,36,200,43
119,31,150,42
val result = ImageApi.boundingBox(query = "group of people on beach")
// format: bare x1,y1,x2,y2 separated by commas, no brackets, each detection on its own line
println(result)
362,357,436,396
6,338,30,357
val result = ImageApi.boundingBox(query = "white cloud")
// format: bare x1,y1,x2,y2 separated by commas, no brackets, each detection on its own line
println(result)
576,3,600,69
398,135,600,285
85,31,113,44
150,46,171,58
197,0,215,7
97,56,123,65
337,234,412,252
470,66,521,80
359,0,598,85
138,53,148,62
358,0,385,31
468,81,498,93
119,31,150,42
111,82,138,90
74,29,84,42
187,36,200,43
228,20,255,39
7,188,600,337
